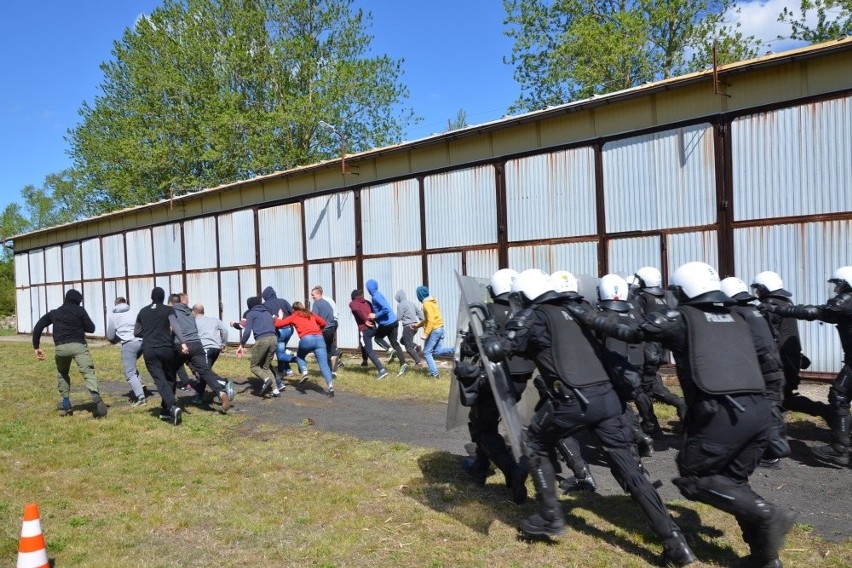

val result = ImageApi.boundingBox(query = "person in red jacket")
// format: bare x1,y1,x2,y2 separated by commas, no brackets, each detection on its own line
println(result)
275,302,335,398
349,289,388,379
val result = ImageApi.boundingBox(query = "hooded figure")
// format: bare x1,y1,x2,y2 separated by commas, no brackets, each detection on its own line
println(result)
366,279,397,326
395,289,423,327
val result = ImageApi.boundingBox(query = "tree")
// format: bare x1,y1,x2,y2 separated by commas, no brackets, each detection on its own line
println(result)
779,0,852,43
503,0,762,111
447,108,468,131
69,0,416,210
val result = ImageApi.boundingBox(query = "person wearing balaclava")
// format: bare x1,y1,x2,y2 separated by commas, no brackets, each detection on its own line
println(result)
134,287,182,425
412,285,455,378
33,289,107,418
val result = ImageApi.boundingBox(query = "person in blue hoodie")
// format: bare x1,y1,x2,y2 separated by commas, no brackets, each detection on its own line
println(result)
366,279,409,376
236,296,281,397
262,286,297,386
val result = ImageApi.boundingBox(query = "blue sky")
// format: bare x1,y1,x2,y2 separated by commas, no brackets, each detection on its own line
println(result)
0,1,807,214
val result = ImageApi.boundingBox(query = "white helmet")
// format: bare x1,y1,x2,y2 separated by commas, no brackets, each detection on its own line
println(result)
511,268,555,304
670,262,724,302
551,270,579,295
751,271,784,293
720,276,754,302
635,266,663,294
598,274,630,311
829,266,852,292
489,268,518,298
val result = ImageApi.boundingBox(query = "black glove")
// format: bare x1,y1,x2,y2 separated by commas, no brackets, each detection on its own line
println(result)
758,302,777,314
481,334,508,362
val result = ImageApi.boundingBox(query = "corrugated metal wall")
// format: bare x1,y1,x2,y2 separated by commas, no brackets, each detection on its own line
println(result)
732,95,852,221
508,241,598,275
29,250,44,285
258,203,303,267
62,243,81,282
667,230,719,271
186,271,221,322
126,229,153,276
427,252,463,347
608,236,661,277
465,248,499,280
82,280,105,336
505,147,597,241
81,238,101,280
305,191,356,260
603,123,716,232
362,179,421,255
102,235,125,278
218,210,255,267
44,246,62,283
184,217,218,270
333,260,359,350
16,288,31,332
152,223,182,273
14,253,29,287
424,166,497,249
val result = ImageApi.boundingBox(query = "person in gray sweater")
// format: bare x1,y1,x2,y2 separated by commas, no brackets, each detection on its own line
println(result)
395,289,423,367
106,297,147,406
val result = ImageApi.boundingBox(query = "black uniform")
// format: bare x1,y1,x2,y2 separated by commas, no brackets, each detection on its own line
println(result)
760,291,829,418
634,288,687,433
771,290,852,464
486,295,694,565
575,294,797,566
135,288,180,423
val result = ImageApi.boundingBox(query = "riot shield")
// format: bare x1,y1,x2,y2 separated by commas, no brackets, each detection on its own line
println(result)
453,271,526,462
445,281,475,432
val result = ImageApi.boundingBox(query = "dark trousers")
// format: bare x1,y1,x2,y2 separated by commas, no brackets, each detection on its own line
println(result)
374,321,406,365
526,383,678,540
322,324,339,363
177,341,224,396
400,325,422,364
360,328,385,371
143,345,177,411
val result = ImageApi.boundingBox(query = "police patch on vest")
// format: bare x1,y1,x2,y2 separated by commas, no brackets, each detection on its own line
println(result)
703,312,735,323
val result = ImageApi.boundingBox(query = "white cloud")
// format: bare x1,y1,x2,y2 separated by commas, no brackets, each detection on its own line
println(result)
730,0,816,52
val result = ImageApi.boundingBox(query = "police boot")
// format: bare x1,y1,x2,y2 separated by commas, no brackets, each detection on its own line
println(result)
811,443,849,466
662,530,697,567
90,392,108,418
813,406,850,466
558,465,598,493
518,509,565,538
57,398,73,416
637,432,654,458
751,503,798,565
520,455,565,538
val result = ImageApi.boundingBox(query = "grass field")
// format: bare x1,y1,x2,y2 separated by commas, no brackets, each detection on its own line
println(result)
1,339,850,567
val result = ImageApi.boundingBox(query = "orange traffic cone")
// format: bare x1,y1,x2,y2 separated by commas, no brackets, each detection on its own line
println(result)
17,503,49,568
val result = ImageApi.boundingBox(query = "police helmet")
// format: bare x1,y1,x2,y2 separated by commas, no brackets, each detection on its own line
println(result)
598,274,630,311
670,262,730,304
750,271,790,298
720,277,755,302
488,268,518,299
829,266,852,293
551,270,579,295
511,269,556,305
635,266,663,294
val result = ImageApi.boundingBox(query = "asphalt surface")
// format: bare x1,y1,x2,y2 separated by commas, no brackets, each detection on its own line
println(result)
96,370,852,544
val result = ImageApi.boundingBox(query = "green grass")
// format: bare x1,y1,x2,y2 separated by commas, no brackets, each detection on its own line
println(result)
0,339,850,567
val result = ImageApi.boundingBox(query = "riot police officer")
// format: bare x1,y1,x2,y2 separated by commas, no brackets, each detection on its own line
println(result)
721,277,790,468
633,266,687,436
483,269,695,566
456,268,529,503
751,271,829,420
572,262,797,568
764,266,852,466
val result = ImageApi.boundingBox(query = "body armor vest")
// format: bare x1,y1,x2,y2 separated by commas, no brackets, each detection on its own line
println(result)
489,302,537,376
680,305,765,395
638,290,669,315
730,304,776,357
537,304,610,388
602,306,645,366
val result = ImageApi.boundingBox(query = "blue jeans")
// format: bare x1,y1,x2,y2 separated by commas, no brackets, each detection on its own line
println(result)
297,334,333,388
276,326,296,372
423,327,454,376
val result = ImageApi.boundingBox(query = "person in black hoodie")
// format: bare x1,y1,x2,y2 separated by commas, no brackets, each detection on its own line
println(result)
261,286,296,384
33,289,107,418
135,287,182,426
236,296,281,397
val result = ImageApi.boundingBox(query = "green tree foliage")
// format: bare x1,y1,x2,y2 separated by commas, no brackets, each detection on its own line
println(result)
69,0,416,210
779,0,852,43
503,0,762,111
446,108,468,131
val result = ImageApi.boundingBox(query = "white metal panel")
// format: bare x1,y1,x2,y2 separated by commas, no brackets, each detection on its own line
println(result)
667,231,718,275
363,256,424,324
505,147,597,241
44,246,63,283
220,270,250,344
307,263,333,299
603,123,716,232
332,260,359,350
186,271,221,321
45,285,64,313
128,278,155,311
126,228,153,276
260,267,304,307
218,209,256,267
608,236,661,278
362,179,421,255
29,286,46,334
258,203,304,266
104,280,127,307
82,281,105,337
508,241,598,275
424,166,497,249
14,253,29,287
732,95,852,221
15,288,31,333
102,234,126,278
155,275,171,294
734,221,852,373
427,252,463,346
81,238,101,280
61,243,82,283
29,250,45,285
184,217,218,270
305,191,356,260
465,248,499,280
153,223,183,274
